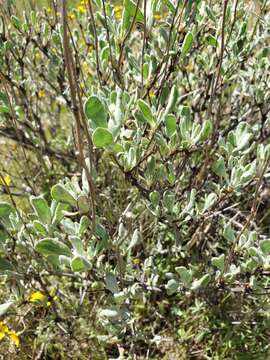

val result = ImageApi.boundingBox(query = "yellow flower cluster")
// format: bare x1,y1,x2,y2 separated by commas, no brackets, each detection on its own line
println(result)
77,0,87,14
29,291,58,307
133,258,140,265
149,90,155,99
0,175,11,186
37,89,45,98
68,0,87,20
154,14,162,21
29,291,46,302
35,52,41,61
68,12,75,21
0,322,19,347
114,5,123,20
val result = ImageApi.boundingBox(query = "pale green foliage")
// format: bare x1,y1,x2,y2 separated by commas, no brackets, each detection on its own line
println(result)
0,0,270,359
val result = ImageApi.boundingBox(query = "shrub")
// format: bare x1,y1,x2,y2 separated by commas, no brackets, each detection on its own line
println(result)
0,0,270,358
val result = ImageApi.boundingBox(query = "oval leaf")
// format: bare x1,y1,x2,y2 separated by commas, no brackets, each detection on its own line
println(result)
175,266,192,286
191,274,210,290
92,128,113,148
137,99,155,126
30,196,51,224
0,202,15,218
71,255,92,272
0,257,13,273
260,239,270,255
0,301,14,316
51,184,77,206
181,32,193,58
85,96,107,129
105,273,119,293
36,238,72,257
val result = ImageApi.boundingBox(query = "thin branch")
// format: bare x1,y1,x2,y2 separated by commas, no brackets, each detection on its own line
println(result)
87,0,102,86
61,0,96,248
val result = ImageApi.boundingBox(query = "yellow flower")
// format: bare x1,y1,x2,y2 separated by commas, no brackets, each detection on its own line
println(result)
0,322,8,340
46,295,58,307
184,62,194,73
38,90,45,98
0,175,11,186
68,12,75,21
0,322,19,347
133,258,140,265
149,90,155,99
30,290,58,307
35,52,41,61
29,291,46,303
38,90,45,97
154,14,161,21
77,3,87,14
8,330,19,347
114,5,123,20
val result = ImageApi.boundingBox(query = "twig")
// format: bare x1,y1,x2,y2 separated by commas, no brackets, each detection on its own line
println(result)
61,0,96,248
141,0,147,92
87,0,102,86
118,0,141,71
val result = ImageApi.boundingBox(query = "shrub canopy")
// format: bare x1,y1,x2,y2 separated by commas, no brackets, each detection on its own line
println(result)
0,0,270,358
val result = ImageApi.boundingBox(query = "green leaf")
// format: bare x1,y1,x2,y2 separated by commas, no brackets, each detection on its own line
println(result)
52,203,70,225
260,239,270,255
61,218,77,235
77,195,90,214
0,202,15,218
51,184,77,206
162,85,178,121
71,255,91,272
191,274,210,290
179,107,192,140
79,216,91,236
11,15,21,29
202,193,217,213
212,157,226,178
211,254,225,272
223,224,235,242
0,105,9,114
199,120,212,141
59,255,71,267
163,191,175,212
128,228,142,251
165,115,176,138
105,273,120,293
33,220,47,235
137,99,155,126
122,0,144,32
149,191,160,208
206,34,218,47
36,238,72,257
175,266,192,286
181,32,193,58
92,127,113,148
0,257,13,272
85,96,107,129
69,235,84,255
30,196,51,224
100,308,120,319
166,279,179,295
205,5,216,22
0,301,14,316
108,88,123,137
